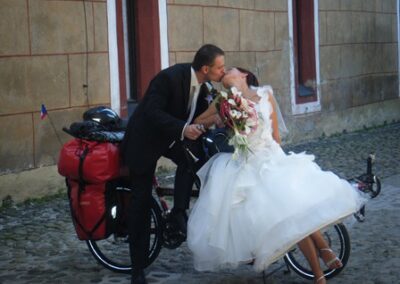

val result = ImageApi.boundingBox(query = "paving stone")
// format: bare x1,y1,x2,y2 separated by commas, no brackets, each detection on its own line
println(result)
0,123,399,283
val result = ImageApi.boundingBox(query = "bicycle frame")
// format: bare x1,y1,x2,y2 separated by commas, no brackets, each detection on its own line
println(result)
77,128,381,280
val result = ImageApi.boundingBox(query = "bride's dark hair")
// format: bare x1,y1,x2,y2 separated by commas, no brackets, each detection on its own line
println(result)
235,67,259,87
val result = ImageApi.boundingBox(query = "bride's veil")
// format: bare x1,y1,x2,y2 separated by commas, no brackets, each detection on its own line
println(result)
250,85,288,137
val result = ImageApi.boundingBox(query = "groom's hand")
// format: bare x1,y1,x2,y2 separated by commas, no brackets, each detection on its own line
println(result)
184,124,205,140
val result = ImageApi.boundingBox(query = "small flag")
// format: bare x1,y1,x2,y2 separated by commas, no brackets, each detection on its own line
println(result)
40,104,48,120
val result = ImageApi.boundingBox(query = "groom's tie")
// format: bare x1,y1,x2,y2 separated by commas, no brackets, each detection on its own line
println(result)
187,83,204,124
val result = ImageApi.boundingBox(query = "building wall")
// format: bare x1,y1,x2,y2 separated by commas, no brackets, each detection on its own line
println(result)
288,0,400,142
167,0,400,143
0,0,109,173
0,0,110,202
1,0,399,203
167,0,289,97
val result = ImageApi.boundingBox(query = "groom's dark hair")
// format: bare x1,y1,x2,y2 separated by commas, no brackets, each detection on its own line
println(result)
192,44,224,71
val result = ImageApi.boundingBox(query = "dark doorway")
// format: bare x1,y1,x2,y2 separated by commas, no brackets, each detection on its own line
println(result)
126,0,137,103
124,0,138,116
120,0,161,116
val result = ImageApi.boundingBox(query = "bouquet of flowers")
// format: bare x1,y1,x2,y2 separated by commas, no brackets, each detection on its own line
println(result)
215,87,258,158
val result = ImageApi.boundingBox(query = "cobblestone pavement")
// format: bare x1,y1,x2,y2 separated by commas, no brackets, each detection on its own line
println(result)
1,123,400,284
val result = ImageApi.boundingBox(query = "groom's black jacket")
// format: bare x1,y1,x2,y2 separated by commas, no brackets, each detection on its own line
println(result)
120,63,209,174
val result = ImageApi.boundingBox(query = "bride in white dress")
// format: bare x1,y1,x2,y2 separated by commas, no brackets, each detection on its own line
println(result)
187,68,365,284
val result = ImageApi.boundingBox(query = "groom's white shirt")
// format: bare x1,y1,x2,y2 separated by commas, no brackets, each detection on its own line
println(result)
170,67,201,147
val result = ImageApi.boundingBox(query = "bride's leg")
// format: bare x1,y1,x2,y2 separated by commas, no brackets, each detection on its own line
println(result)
297,237,326,284
310,231,343,269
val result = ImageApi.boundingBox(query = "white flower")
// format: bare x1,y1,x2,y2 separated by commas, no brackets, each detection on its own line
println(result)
230,133,247,145
215,87,259,160
231,87,242,96
241,98,249,108
246,118,257,127
229,109,242,119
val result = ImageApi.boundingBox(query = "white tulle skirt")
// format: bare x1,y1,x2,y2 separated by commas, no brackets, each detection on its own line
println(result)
187,147,365,272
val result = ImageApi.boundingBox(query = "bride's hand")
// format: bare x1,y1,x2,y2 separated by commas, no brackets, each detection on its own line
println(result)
214,114,224,128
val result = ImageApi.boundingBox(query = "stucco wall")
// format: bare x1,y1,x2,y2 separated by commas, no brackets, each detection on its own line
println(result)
0,0,109,173
167,0,289,99
291,0,400,140
167,0,400,143
1,0,399,203
0,0,110,202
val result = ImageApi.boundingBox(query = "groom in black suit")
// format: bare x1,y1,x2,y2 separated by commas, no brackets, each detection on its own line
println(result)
120,44,225,284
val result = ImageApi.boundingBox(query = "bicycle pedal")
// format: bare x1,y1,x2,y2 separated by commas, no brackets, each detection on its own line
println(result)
163,224,186,249
353,211,365,223
163,233,185,249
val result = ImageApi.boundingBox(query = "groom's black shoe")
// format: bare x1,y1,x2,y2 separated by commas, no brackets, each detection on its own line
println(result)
131,269,147,284
163,210,187,249
170,209,187,238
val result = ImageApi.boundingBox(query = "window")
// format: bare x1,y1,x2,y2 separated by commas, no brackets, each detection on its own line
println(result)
293,0,317,103
289,0,320,114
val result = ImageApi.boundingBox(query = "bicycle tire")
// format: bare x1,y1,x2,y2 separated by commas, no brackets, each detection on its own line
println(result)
283,223,350,280
86,197,163,274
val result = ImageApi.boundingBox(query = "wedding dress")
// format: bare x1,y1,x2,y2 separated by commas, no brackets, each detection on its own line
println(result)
187,85,365,272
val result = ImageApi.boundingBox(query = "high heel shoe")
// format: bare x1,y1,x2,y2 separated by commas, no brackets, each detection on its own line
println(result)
320,248,343,269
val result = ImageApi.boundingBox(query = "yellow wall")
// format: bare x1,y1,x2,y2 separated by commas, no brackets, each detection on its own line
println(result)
167,0,400,142
0,0,110,174
1,0,399,203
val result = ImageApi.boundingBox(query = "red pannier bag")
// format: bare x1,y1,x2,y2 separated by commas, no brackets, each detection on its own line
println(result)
67,179,117,240
58,139,120,183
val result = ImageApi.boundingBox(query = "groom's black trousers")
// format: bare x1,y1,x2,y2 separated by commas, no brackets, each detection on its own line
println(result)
127,139,205,269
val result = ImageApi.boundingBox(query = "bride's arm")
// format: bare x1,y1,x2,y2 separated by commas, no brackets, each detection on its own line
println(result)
194,101,223,129
268,94,281,144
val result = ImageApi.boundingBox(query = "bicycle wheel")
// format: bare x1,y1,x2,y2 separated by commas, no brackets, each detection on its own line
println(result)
86,197,163,274
283,223,350,280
